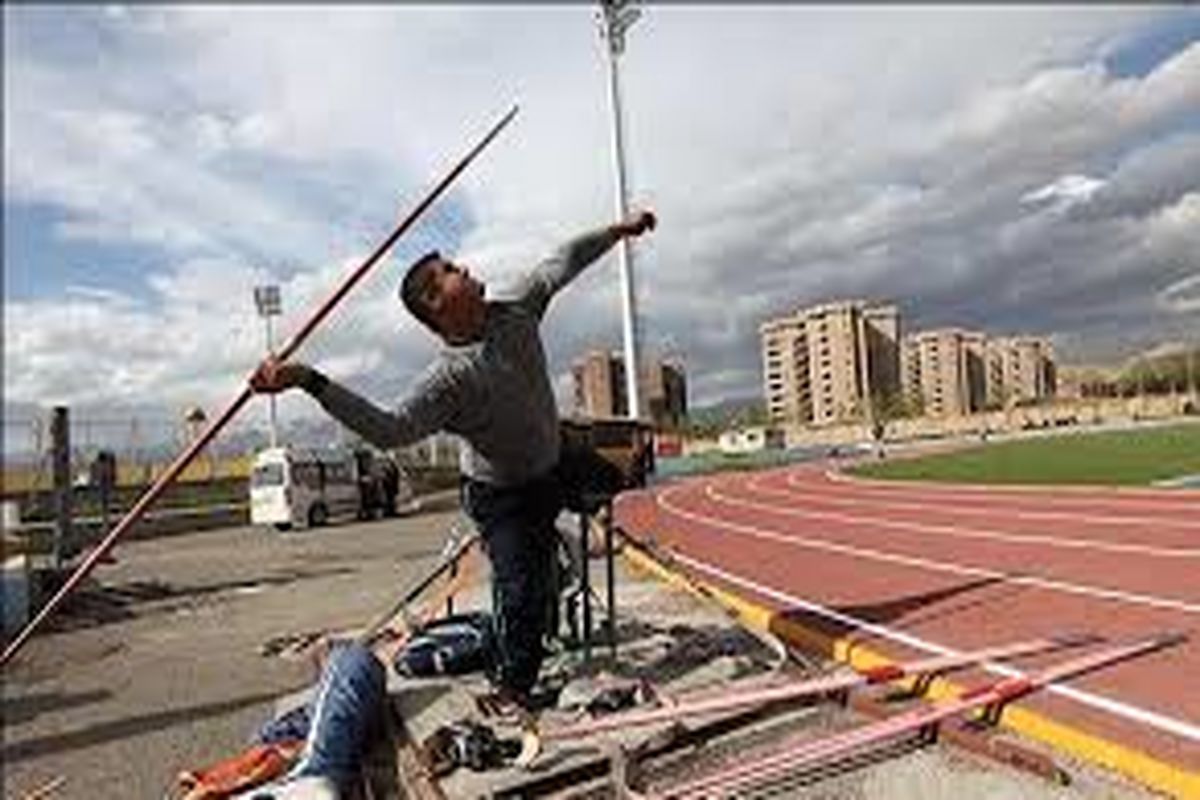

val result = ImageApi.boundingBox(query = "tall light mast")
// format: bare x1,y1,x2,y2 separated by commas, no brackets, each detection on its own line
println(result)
253,284,282,447
598,0,643,420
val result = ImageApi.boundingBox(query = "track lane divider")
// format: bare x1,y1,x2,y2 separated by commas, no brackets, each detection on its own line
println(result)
616,506,1200,798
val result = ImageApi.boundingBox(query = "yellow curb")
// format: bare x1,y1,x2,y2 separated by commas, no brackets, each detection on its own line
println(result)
620,541,1200,799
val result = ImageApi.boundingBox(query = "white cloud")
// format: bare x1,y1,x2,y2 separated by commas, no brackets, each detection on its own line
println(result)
1021,174,1107,210
4,5,1199,429
1157,272,1200,313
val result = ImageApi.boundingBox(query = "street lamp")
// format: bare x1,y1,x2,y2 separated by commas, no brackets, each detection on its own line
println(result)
253,284,282,447
598,0,644,421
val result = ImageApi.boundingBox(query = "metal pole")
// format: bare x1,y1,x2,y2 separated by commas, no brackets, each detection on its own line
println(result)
2,104,519,667
580,510,593,665
602,5,643,421
50,407,71,571
604,502,616,659
266,314,279,447
532,633,1093,743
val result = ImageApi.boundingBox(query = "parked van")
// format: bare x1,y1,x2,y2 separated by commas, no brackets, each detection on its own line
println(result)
249,446,362,530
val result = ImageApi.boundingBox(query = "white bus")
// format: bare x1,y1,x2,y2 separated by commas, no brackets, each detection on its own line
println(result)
249,446,362,531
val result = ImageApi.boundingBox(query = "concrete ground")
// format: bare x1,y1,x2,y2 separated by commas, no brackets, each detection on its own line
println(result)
396,539,1160,800
2,495,1164,799
3,497,462,800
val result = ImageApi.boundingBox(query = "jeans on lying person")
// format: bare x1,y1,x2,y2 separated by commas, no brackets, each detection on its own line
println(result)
242,642,385,799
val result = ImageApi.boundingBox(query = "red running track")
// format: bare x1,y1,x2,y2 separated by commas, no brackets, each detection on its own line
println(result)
615,462,1200,773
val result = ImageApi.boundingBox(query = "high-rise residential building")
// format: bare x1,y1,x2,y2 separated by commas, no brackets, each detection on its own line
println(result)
760,299,901,427
985,336,1057,406
571,349,687,428
901,328,987,418
572,350,621,418
900,335,923,413
963,331,989,412
643,358,689,429
901,330,1056,416
761,317,811,425
863,304,901,401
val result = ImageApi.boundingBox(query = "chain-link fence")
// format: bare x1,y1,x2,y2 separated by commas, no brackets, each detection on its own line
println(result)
1,410,272,541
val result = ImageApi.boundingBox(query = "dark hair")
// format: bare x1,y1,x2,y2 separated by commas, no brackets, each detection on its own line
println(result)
399,250,443,333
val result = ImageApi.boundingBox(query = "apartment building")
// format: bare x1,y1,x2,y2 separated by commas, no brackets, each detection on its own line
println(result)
901,330,1056,416
760,299,901,427
761,317,811,424
572,350,621,418
643,357,689,428
571,349,688,428
985,336,1057,406
901,328,987,417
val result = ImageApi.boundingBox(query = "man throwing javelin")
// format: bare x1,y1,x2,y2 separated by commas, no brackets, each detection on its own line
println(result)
250,209,657,711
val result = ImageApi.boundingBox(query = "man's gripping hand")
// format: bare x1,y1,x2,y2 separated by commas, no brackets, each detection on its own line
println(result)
613,209,656,239
250,357,325,395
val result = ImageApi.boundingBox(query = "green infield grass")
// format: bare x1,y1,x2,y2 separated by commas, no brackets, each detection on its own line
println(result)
851,422,1200,486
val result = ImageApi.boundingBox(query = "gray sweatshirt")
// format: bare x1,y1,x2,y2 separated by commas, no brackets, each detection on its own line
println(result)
310,226,622,487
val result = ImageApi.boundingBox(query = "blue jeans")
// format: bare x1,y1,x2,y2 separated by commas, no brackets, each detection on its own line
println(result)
253,643,385,793
461,473,560,696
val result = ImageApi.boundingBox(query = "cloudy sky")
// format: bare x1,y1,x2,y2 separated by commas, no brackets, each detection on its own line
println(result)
4,5,1199,448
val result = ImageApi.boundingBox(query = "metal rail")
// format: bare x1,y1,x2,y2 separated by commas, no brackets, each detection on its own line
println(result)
515,632,1096,768
653,633,1184,798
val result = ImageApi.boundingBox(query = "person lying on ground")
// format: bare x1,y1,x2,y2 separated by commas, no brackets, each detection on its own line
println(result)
179,640,386,800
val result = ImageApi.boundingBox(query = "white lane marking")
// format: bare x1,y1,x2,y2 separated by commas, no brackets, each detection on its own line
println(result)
660,545,1200,743
792,471,1200,532
659,484,1200,616
824,468,1200,513
722,474,1200,559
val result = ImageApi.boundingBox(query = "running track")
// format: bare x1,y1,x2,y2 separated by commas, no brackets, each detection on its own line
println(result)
615,462,1200,778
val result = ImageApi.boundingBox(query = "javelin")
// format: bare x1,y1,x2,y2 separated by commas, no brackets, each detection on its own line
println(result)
2,104,520,667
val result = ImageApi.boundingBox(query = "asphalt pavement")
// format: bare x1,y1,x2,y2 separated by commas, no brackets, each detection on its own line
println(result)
3,500,463,800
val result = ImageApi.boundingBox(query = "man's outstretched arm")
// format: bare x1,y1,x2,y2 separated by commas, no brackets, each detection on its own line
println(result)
518,209,656,316
249,360,458,450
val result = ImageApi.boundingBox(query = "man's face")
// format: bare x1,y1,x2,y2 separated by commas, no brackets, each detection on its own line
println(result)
414,258,486,341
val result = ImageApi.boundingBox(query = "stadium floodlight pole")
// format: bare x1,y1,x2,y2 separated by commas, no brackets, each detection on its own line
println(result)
1,104,520,667
599,0,644,421
253,284,282,447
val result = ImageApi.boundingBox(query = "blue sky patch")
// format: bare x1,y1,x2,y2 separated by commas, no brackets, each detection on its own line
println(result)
3,202,164,302
1104,9,1200,78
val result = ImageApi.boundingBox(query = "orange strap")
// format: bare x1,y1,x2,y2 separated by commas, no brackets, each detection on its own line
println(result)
177,739,303,800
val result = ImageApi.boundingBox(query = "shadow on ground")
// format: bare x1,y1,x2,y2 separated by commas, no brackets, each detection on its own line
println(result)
45,566,359,632
2,688,113,726
770,576,1019,659
4,690,285,763
547,618,777,692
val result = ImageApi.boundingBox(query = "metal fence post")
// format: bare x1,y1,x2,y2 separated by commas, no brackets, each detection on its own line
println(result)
50,406,72,569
